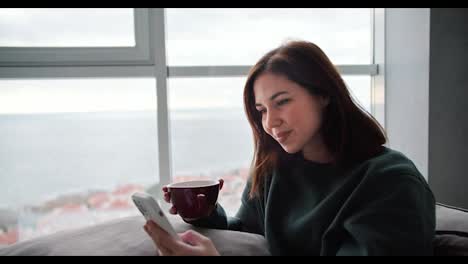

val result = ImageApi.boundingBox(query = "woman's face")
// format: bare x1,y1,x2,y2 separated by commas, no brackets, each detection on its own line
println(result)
253,72,329,154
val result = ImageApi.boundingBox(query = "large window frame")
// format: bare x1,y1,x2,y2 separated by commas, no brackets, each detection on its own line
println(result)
0,8,385,202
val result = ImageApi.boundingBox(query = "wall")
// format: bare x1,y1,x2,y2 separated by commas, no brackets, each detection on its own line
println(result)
385,9,430,178
428,8,468,209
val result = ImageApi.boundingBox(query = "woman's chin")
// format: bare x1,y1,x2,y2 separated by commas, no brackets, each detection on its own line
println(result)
280,144,300,154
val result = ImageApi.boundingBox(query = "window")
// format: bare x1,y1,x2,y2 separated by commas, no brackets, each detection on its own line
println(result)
0,8,382,245
343,76,372,113
166,8,372,65
168,77,252,215
0,78,158,242
0,8,160,245
0,8,135,47
0,8,152,66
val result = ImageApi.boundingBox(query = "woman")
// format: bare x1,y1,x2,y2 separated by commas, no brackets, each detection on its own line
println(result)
144,40,436,256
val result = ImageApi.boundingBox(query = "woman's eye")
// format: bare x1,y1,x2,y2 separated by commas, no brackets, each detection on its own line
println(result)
277,98,290,106
257,109,266,115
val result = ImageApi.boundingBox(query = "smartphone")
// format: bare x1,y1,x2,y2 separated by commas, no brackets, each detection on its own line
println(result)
131,192,180,240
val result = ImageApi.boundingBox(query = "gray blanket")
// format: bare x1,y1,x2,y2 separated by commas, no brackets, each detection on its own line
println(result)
0,215,270,256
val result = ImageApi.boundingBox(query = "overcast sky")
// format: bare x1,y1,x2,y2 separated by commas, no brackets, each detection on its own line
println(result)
0,8,372,114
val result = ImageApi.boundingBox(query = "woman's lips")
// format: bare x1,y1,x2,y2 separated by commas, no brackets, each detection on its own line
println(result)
275,130,292,143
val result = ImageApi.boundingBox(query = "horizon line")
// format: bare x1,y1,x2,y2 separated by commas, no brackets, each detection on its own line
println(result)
0,107,246,116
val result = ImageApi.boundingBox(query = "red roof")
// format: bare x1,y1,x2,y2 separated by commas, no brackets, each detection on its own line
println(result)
0,228,18,245
111,184,145,196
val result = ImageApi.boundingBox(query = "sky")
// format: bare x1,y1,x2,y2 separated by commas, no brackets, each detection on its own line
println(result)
0,8,372,114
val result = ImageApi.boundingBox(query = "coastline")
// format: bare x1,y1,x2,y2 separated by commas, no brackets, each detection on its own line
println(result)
0,167,249,245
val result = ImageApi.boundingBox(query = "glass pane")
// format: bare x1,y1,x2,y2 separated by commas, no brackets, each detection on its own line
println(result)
342,75,371,114
0,78,158,245
0,8,135,47
166,8,371,66
168,77,253,216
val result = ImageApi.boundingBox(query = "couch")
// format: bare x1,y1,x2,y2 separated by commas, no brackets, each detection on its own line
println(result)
0,214,270,256
0,203,467,256
434,203,468,256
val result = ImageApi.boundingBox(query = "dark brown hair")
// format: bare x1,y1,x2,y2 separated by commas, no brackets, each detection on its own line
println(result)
243,40,387,198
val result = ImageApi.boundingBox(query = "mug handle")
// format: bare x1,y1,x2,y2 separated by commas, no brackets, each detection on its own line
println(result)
218,179,224,191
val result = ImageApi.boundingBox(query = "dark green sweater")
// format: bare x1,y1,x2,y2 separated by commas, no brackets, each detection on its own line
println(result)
190,147,436,256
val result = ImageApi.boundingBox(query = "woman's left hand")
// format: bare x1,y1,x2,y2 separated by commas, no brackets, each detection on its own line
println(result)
144,220,220,256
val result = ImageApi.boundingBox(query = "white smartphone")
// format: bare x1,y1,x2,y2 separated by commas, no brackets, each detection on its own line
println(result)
131,192,180,240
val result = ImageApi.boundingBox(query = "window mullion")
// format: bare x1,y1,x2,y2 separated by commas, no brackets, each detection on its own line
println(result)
371,8,386,129
167,65,378,78
150,8,172,205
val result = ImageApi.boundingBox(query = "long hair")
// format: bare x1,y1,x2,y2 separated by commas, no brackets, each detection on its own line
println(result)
244,40,387,198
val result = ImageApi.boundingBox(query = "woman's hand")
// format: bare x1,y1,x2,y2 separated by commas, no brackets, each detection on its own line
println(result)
144,220,220,256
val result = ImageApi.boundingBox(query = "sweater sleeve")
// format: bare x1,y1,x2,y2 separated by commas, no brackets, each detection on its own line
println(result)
185,180,264,235
328,174,436,256
229,180,264,234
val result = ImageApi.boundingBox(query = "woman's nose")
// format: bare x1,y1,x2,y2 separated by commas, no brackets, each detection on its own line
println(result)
265,110,282,130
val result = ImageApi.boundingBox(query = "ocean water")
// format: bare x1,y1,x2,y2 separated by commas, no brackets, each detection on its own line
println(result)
0,109,254,209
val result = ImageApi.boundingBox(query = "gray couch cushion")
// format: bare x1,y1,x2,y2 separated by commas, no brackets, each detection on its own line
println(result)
436,203,468,233
434,203,468,256
0,215,270,256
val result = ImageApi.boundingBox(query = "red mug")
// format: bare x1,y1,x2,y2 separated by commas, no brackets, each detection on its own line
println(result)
167,179,223,220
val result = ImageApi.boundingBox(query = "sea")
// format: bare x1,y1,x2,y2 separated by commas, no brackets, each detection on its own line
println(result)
0,108,254,209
